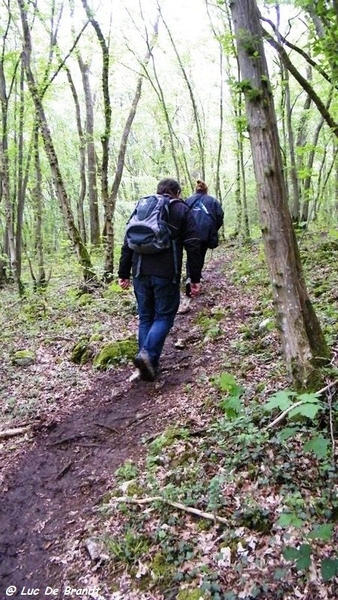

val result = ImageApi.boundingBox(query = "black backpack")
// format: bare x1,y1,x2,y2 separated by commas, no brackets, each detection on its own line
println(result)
188,195,218,249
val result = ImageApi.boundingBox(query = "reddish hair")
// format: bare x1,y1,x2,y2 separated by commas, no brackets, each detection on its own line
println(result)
195,179,208,194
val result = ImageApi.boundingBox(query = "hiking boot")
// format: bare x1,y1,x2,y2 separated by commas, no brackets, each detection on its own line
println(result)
133,349,156,381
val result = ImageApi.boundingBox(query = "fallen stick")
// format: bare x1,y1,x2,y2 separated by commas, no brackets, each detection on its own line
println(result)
265,399,303,430
56,460,73,480
105,495,230,525
94,422,119,434
265,379,338,430
0,426,31,440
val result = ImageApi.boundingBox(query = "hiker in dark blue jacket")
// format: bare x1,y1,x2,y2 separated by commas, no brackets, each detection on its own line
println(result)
118,178,202,381
185,179,224,295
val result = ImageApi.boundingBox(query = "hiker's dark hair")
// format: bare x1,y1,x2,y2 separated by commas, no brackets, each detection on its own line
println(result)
196,179,208,194
157,178,181,197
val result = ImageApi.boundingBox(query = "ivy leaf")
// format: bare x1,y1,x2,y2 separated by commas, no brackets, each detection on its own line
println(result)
282,546,299,561
308,523,333,541
321,558,338,581
295,544,312,571
304,435,330,459
299,543,312,557
277,512,305,528
296,554,311,571
283,544,312,571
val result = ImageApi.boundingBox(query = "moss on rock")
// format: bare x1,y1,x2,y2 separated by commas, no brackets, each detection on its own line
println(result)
12,349,36,367
150,552,174,583
93,336,137,370
77,293,93,307
71,338,93,364
177,590,204,600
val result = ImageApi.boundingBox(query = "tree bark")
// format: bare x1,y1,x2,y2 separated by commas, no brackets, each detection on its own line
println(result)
230,0,329,390
78,55,100,246
65,67,87,243
32,123,46,288
0,16,22,292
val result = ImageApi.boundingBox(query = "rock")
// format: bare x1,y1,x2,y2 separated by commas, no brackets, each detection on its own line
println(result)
93,336,138,370
71,338,93,364
174,339,186,349
12,350,36,367
84,537,109,563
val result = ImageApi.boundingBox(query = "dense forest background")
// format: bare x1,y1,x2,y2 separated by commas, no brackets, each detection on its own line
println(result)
1,0,337,288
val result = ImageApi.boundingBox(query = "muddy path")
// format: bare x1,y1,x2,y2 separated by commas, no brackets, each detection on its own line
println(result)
1,257,237,598
0,350,197,593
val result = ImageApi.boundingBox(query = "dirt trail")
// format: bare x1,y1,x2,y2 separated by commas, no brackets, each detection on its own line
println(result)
0,257,240,597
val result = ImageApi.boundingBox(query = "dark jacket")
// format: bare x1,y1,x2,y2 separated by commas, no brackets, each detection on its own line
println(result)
118,197,202,283
186,192,224,246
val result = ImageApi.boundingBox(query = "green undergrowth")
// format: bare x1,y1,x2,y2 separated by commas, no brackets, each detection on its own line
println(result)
96,233,338,598
0,258,137,422
99,374,338,597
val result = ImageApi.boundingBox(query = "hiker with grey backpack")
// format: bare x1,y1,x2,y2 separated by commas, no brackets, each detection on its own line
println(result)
185,179,224,297
118,178,202,382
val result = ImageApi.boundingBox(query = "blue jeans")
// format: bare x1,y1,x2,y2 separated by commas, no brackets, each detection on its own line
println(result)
133,275,180,368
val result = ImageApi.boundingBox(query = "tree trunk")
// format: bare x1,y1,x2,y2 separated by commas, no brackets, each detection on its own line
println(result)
32,123,46,288
283,67,300,223
0,55,22,292
300,89,332,223
78,55,100,246
219,2,250,239
15,60,27,279
230,0,329,390
65,67,87,243
17,0,96,283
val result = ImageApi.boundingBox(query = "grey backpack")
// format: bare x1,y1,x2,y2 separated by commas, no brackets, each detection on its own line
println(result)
126,194,173,254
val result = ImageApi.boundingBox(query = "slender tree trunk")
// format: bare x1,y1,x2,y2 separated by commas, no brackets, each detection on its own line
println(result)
215,46,224,204
230,0,329,390
300,90,332,223
32,123,46,288
65,68,87,242
295,68,312,225
313,145,337,221
78,55,100,246
283,68,300,223
221,2,250,239
0,57,21,291
17,0,96,282
15,60,26,278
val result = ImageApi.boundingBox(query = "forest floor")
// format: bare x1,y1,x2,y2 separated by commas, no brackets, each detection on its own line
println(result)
0,239,338,600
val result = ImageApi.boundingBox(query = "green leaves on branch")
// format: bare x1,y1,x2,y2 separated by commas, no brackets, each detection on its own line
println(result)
265,389,323,420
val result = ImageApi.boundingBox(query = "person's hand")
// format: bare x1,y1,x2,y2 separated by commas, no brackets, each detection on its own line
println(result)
190,282,201,297
119,278,130,290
